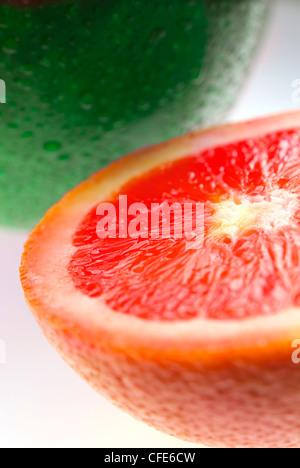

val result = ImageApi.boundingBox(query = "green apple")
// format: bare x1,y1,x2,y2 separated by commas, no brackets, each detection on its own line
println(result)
0,0,268,228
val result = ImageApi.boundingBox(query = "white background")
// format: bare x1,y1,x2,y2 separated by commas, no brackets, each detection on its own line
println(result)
1,0,300,449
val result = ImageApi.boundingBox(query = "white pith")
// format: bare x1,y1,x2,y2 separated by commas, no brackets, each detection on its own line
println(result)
21,111,300,355
212,189,298,238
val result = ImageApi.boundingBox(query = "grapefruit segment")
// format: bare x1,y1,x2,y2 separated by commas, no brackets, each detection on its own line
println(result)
21,112,300,448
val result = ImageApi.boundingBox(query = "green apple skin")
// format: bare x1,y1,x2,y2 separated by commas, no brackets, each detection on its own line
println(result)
0,0,268,228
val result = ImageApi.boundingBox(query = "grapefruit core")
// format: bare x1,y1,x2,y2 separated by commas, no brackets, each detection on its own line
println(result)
21,112,300,448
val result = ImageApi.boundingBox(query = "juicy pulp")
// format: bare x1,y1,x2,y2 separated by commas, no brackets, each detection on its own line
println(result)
69,129,300,321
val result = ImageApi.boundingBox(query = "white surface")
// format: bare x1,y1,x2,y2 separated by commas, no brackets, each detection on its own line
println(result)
1,0,300,449
228,0,300,122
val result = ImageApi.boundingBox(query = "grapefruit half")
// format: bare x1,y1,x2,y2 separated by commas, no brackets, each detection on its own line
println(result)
21,112,300,448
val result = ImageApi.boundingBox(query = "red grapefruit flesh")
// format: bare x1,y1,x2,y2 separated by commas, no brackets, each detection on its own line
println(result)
21,112,300,448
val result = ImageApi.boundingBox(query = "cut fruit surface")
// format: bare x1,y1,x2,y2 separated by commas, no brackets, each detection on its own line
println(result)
21,112,300,448
69,129,300,322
